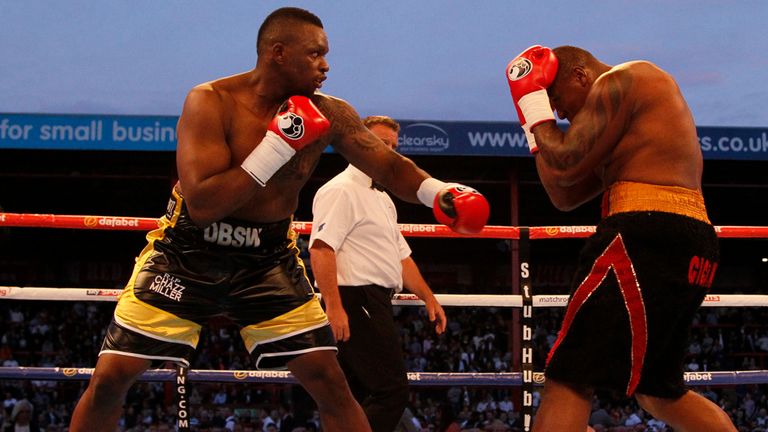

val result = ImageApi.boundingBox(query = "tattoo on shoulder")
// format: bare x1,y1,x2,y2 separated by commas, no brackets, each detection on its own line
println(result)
313,94,379,152
549,71,632,170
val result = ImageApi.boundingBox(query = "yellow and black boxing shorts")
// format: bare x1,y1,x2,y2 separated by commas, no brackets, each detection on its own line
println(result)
101,189,335,369
546,181,718,398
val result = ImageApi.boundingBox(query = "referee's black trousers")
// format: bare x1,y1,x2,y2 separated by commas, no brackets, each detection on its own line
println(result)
336,285,409,432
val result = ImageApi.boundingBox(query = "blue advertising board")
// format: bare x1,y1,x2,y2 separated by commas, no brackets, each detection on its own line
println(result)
2,113,767,160
0,113,177,151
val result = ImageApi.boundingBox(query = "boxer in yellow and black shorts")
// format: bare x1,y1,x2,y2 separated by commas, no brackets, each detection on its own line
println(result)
73,8,490,431
545,182,719,397
102,188,335,369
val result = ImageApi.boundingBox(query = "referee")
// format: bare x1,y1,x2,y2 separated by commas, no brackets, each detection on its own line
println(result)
309,115,447,432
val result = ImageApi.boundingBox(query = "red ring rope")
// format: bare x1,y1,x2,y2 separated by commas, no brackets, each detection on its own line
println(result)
1,212,767,239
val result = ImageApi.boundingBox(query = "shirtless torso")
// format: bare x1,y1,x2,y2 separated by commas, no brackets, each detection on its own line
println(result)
538,59,703,209
175,71,429,226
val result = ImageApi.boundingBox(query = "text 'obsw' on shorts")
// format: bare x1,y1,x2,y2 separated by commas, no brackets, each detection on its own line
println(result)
100,189,335,369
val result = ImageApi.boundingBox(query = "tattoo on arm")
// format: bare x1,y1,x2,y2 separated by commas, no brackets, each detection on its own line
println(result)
316,96,380,152
544,72,632,171
275,149,322,181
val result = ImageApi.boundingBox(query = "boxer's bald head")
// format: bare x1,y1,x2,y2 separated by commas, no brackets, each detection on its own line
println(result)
553,46,598,72
549,46,610,121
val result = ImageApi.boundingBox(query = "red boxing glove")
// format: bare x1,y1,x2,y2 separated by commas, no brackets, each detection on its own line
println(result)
506,45,558,153
242,96,330,186
433,185,490,235
268,96,330,149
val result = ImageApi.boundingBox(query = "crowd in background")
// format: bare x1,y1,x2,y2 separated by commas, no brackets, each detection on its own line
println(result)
2,299,768,431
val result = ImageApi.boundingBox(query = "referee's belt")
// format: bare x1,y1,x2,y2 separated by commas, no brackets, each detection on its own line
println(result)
339,284,397,299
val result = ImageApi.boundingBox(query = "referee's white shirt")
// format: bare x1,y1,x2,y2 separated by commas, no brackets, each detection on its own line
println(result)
309,164,411,292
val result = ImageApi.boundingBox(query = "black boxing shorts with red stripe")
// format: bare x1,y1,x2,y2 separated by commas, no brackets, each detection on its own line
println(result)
100,188,335,369
545,182,719,398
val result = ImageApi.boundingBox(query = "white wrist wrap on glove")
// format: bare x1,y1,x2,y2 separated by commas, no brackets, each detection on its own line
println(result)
241,131,296,187
518,89,555,127
417,178,448,208
522,124,539,154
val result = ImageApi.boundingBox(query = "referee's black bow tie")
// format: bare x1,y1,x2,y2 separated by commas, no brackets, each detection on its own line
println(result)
371,180,385,191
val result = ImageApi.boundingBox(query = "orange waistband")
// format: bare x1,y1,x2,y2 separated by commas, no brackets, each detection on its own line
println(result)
603,181,711,224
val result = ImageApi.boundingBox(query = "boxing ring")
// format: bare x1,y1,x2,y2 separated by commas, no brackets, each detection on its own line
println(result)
2,212,768,430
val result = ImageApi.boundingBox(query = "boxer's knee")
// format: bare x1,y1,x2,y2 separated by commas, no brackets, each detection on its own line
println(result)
292,353,346,385
289,351,356,409
86,355,149,404
85,372,133,407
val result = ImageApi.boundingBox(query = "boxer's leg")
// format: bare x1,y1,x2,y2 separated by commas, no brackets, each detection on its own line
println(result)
532,378,593,432
636,391,737,432
289,350,372,432
70,353,151,431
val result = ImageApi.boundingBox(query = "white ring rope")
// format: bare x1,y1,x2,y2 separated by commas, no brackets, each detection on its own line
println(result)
2,286,767,308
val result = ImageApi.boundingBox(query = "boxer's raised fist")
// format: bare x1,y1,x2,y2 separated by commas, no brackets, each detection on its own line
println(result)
433,185,490,235
506,45,558,153
242,96,330,186
268,96,330,151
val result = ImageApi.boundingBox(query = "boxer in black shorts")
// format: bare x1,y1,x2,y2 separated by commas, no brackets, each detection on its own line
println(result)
506,45,736,430
70,7,488,432
102,188,335,370
545,182,719,398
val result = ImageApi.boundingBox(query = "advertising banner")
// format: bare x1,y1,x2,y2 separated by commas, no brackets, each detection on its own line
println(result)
2,113,767,160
